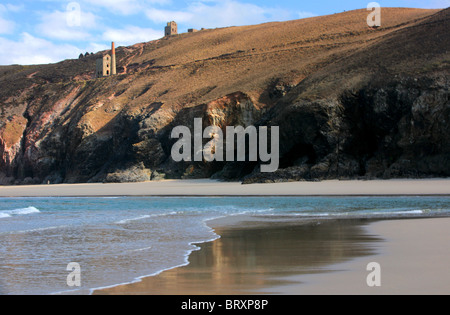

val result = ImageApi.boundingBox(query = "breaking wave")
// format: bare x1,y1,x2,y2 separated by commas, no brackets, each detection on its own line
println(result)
0,206,40,219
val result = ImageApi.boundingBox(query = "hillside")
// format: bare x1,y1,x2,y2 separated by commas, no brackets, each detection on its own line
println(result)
0,7,449,184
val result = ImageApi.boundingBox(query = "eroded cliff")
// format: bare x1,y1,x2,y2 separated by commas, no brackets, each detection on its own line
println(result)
0,8,448,184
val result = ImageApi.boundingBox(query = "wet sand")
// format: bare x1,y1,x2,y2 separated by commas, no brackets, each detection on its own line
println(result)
2,179,448,295
286,217,450,295
94,217,450,295
1,178,450,197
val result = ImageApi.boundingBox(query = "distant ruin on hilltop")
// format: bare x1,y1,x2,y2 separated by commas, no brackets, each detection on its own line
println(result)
165,21,178,36
164,21,204,37
96,42,117,78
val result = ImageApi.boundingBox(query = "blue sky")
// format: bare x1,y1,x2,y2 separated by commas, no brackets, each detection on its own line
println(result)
0,0,448,65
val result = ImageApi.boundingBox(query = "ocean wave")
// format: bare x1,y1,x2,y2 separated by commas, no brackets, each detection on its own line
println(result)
115,212,179,224
256,209,428,218
0,206,40,218
129,246,153,253
375,209,424,215
115,215,152,224
260,212,331,217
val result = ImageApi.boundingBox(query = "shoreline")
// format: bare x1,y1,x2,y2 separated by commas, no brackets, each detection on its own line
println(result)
2,179,449,295
94,215,450,295
1,178,450,197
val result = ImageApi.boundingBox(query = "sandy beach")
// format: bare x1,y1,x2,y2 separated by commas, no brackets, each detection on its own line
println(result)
95,216,450,295
1,179,449,295
1,178,450,197
287,217,450,295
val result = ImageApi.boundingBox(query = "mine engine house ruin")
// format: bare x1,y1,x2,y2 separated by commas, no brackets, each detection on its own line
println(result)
96,42,117,78
165,21,178,36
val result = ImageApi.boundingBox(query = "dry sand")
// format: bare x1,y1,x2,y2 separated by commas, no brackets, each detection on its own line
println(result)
1,178,450,197
95,217,450,295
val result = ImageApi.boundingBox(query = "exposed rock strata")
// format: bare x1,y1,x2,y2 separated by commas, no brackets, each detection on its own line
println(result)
0,8,448,184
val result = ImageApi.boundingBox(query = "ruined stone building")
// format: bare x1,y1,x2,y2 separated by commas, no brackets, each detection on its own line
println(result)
165,21,178,36
95,42,117,78
96,54,111,78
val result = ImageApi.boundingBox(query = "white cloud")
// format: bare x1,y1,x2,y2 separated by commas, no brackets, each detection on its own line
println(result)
0,0,317,65
394,0,449,9
86,42,110,54
84,0,172,15
298,11,317,19
86,0,142,15
146,0,297,29
0,3,17,34
145,8,194,24
429,0,450,7
0,33,81,65
36,9,98,41
3,3,24,13
0,16,15,34
102,25,163,46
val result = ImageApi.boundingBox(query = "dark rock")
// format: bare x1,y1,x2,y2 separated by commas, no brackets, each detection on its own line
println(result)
104,163,152,183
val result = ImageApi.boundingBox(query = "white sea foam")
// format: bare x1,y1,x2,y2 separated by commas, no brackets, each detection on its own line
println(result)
371,209,424,215
115,215,152,224
0,206,40,218
259,212,331,217
130,246,153,253
88,224,221,295
292,213,332,217
115,212,179,224
256,209,426,218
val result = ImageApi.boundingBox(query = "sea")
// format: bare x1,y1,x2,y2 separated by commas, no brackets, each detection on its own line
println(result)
0,196,449,295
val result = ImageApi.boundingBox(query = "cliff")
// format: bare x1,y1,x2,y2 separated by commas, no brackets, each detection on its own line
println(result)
0,8,448,185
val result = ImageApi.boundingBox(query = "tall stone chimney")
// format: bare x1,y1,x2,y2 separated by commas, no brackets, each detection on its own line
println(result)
111,42,117,75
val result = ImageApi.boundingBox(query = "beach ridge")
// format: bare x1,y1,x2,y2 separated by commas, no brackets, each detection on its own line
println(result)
1,178,450,197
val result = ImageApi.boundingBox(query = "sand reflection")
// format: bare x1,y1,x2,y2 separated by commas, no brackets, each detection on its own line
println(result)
96,219,380,295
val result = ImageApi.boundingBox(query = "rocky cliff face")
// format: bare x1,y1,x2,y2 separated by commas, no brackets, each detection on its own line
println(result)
242,75,450,183
0,8,448,185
